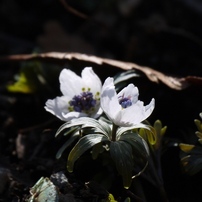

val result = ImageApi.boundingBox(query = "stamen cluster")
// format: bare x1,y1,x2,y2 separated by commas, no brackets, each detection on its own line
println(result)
119,96,132,108
69,91,96,113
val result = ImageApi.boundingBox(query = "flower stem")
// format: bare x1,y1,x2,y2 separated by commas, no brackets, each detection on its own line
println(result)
111,124,119,141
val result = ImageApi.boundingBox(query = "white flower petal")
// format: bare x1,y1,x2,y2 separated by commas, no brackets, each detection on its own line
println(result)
45,67,103,121
59,69,83,96
44,96,70,121
62,111,87,121
101,77,121,122
144,98,155,117
119,101,146,126
118,84,139,103
100,78,155,127
82,67,102,93
44,96,93,121
119,99,155,126
93,107,103,119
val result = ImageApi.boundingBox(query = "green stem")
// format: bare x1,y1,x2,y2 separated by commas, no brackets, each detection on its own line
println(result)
111,124,119,141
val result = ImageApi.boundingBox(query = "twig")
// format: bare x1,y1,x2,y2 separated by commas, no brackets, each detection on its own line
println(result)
59,0,88,20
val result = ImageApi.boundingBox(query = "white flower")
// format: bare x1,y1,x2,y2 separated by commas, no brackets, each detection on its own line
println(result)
100,77,155,127
45,67,103,121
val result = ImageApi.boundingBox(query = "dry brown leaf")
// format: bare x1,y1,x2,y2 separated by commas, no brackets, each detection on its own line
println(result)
1,52,202,90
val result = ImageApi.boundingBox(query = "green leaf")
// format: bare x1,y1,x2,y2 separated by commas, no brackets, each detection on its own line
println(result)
181,155,202,175
7,72,36,93
194,119,202,133
110,141,133,189
142,127,156,145
56,117,110,138
179,143,195,153
113,69,140,91
56,132,80,159
161,126,167,136
180,145,202,175
67,134,109,172
153,120,162,134
196,131,202,140
7,60,60,95
107,193,118,202
91,142,104,160
119,132,149,180
139,120,167,150
200,113,202,119
55,126,80,137
124,197,131,202
116,123,156,144
113,69,139,85
119,132,149,160
98,116,113,139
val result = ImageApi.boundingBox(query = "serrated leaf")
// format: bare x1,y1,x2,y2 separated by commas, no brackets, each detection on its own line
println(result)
67,134,109,172
110,141,133,189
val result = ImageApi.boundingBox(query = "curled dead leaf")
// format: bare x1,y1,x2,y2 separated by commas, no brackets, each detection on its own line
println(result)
1,52,202,90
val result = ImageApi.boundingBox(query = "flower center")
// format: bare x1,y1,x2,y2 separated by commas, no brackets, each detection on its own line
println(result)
69,91,97,113
119,95,132,108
